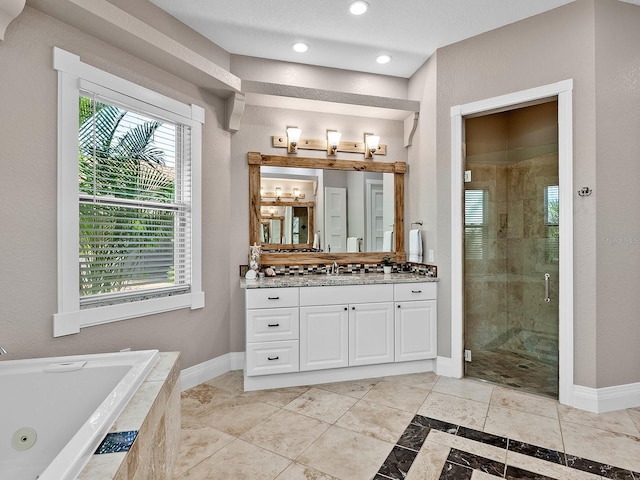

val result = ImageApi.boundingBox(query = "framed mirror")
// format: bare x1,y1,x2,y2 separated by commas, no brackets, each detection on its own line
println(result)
249,152,406,265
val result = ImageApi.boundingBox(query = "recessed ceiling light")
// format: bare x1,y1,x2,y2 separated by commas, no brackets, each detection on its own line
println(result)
376,55,391,64
292,42,309,53
349,1,369,15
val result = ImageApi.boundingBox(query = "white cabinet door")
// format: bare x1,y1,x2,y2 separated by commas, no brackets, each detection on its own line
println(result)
395,300,437,362
300,305,349,371
349,302,394,366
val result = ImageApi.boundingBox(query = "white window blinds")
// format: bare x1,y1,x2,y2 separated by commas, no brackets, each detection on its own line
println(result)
78,91,192,307
464,189,489,260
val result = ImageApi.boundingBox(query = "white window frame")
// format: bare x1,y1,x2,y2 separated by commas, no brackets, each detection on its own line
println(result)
53,47,204,337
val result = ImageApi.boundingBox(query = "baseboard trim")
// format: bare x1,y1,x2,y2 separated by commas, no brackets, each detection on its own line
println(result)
435,356,461,378
180,352,244,391
572,382,640,413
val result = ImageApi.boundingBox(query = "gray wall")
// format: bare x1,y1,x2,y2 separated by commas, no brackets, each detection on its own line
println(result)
0,6,232,369
593,0,640,388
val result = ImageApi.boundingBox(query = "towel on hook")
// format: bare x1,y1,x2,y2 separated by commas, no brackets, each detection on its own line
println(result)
312,233,320,250
409,229,423,263
347,237,359,252
382,231,393,252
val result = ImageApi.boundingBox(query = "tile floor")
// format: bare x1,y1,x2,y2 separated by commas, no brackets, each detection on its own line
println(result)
175,371,640,480
465,350,559,398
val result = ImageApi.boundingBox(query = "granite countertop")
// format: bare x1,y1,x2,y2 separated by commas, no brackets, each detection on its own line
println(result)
240,272,438,289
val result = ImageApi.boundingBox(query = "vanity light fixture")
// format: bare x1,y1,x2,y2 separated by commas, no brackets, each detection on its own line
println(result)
293,188,301,199
286,127,302,153
364,133,381,158
275,187,282,199
326,130,342,155
273,130,386,155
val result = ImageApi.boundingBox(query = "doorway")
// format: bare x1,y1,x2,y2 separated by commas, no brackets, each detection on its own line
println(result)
463,102,559,397
449,80,574,406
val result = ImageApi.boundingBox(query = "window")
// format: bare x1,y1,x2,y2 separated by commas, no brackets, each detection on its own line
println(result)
53,48,204,336
464,189,489,260
545,185,559,264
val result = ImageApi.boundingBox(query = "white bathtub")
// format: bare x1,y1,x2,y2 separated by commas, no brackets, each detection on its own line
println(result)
0,349,159,480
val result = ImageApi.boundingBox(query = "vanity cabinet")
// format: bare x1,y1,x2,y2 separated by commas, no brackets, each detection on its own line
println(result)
245,287,300,376
243,279,437,388
299,284,394,370
394,283,437,362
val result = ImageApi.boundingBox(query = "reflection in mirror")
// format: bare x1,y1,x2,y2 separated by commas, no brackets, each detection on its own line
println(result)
260,167,394,253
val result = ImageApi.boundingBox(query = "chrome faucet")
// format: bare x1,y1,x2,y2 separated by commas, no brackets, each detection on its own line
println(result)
330,261,342,275
0,345,7,355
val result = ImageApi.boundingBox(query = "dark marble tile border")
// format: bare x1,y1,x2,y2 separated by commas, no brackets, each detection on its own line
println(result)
375,414,640,480
95,430,138,454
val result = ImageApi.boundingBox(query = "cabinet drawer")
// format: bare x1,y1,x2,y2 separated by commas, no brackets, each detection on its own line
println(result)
246,287,299,309
300,284,393,306
394,282,437,302
246,340,299,376
247,307,299,342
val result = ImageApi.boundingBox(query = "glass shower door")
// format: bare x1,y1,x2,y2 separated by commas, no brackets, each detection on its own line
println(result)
463,152,559,398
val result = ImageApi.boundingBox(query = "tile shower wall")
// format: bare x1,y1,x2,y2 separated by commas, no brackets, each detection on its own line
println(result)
465,153,559,367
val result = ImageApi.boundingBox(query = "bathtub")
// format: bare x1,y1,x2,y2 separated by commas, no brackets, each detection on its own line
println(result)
0,349,160,480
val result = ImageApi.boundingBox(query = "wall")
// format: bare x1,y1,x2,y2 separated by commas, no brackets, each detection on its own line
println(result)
593,0,640,388
0,6,231,369
409,0,600,385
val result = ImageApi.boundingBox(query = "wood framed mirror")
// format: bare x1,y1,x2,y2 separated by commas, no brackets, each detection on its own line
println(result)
249,152,406,265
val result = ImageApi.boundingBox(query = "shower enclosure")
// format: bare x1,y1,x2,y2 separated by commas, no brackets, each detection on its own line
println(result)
463,101,559,398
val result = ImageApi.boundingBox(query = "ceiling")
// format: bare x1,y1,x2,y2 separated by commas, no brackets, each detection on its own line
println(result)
147,0,593,78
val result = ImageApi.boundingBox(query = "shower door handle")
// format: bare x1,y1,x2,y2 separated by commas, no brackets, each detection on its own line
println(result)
544,273,551,303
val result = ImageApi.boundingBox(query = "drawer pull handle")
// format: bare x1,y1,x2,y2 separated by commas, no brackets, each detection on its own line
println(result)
267,296,280,300
267,323,280,327
411,290,422,293
267,356,279,361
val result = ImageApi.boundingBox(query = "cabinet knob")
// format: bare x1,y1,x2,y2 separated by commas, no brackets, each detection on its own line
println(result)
397,305,401,308
267,356,279,361
351,306,355,310
344,307,348,311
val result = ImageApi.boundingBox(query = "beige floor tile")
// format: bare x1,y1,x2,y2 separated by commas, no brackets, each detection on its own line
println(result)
173,423,235,476
380,371,439,391
427,429,507,464
506,450,601,480
180,383,236,417
240,409,330,459
484,405,563,451
362,380,429,413
628,408,640,433
335,399,413,443
432,376,494,403
561,420,640,472
284,387,358,423
241,385,310,408
558,403,640,436
275,462,339,480
297,425,393,480
316,378,379,398
196,397,280,436
204,369,244,394
490,386,559,419
179,438,291,479
405,439,451,480
418,391,489,429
